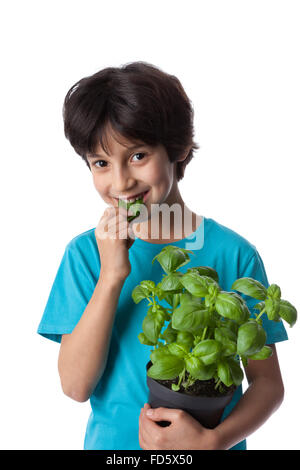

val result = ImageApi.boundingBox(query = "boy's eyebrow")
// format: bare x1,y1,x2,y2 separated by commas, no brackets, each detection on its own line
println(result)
87,144,147,160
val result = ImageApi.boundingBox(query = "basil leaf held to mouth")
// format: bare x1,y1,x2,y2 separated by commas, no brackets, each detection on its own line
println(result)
118,196,145,222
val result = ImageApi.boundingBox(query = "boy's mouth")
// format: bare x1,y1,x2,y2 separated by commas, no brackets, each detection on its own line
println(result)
115,190,150,204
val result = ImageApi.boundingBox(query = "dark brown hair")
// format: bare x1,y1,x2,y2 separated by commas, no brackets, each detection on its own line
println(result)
63,61,199,181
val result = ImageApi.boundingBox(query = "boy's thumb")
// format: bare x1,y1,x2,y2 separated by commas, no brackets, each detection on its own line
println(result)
145,406,178,423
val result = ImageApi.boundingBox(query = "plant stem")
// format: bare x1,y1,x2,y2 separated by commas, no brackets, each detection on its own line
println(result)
183,374,195,389
256,307,266,321
177,367,186,388
214,378,222,390
201,327,207,341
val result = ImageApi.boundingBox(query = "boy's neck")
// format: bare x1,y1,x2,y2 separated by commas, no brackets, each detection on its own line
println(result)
132,187,202,244
134,211,202,244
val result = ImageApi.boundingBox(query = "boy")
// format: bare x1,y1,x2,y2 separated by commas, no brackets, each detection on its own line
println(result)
37,61,288,450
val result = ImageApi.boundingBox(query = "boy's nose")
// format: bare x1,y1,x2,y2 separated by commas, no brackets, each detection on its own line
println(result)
112,168,136,194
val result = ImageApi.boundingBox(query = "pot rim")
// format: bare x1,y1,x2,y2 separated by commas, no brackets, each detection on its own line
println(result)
146,360,237,402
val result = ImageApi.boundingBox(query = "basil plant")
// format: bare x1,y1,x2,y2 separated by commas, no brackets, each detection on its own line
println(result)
132,246,297,393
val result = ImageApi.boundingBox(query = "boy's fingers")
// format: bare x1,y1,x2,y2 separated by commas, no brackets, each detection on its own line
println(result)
103,206,128,218
96,206,135,240
99,209,128,227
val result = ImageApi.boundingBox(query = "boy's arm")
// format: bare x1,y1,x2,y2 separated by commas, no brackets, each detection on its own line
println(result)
58,274,125,402
58,205,134,403
214,343,284,449
139,344,284,450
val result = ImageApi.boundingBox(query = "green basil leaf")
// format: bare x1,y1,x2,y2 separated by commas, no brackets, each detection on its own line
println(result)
223,319,239,336
155,310,166,324
138,333,155,346
265,297,280,321
142,311,164,344
231,277,267,300
187,266,219,283
247,345,273,360
237,320,266,356
150,345,170,363
176,331,194,351
172,383,180,391
179,290,200,307
227,357,244,386
180,272,210,297
214,326,237,342
206,281,221,302
215,292,247,323
155,305,170,322
184,355,201,376
127,199,143,217
253,301,265,312
154,283,167,301
160,272,183,292
217,359,233,387
192,339,222,365
278,299,297,327
118,198,131,211
227,292,251,321
185,355,216,380
147,355,185,380
214,327,237,356
118,197,144,222
172,299,211,332
152,246,194,274
128,214,139,223
160,323,178,343
267,284,281,300
132,284,150,304
172,293,181,310
140,280,156,293
167,343,189,358
163,292,175,306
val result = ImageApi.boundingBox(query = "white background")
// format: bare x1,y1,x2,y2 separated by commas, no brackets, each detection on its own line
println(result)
1,0,299,450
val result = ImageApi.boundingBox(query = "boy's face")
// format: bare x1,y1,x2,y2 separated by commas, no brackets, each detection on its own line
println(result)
86,126,186,215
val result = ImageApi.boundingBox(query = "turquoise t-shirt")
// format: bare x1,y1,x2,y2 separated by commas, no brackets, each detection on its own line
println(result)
37,217,288,450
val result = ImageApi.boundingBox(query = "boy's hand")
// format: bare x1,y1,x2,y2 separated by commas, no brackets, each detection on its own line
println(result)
139,403,218,450
95,206,135,282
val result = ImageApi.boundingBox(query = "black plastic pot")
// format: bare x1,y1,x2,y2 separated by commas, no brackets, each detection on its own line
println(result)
146,361,235,429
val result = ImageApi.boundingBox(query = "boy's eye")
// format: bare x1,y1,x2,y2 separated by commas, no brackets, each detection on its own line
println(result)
94,160,107,168
93,152,146,168
132,152,146,162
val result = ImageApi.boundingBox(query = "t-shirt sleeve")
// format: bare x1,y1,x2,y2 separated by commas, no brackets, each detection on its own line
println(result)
37,241,96,343
239,249,288,345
